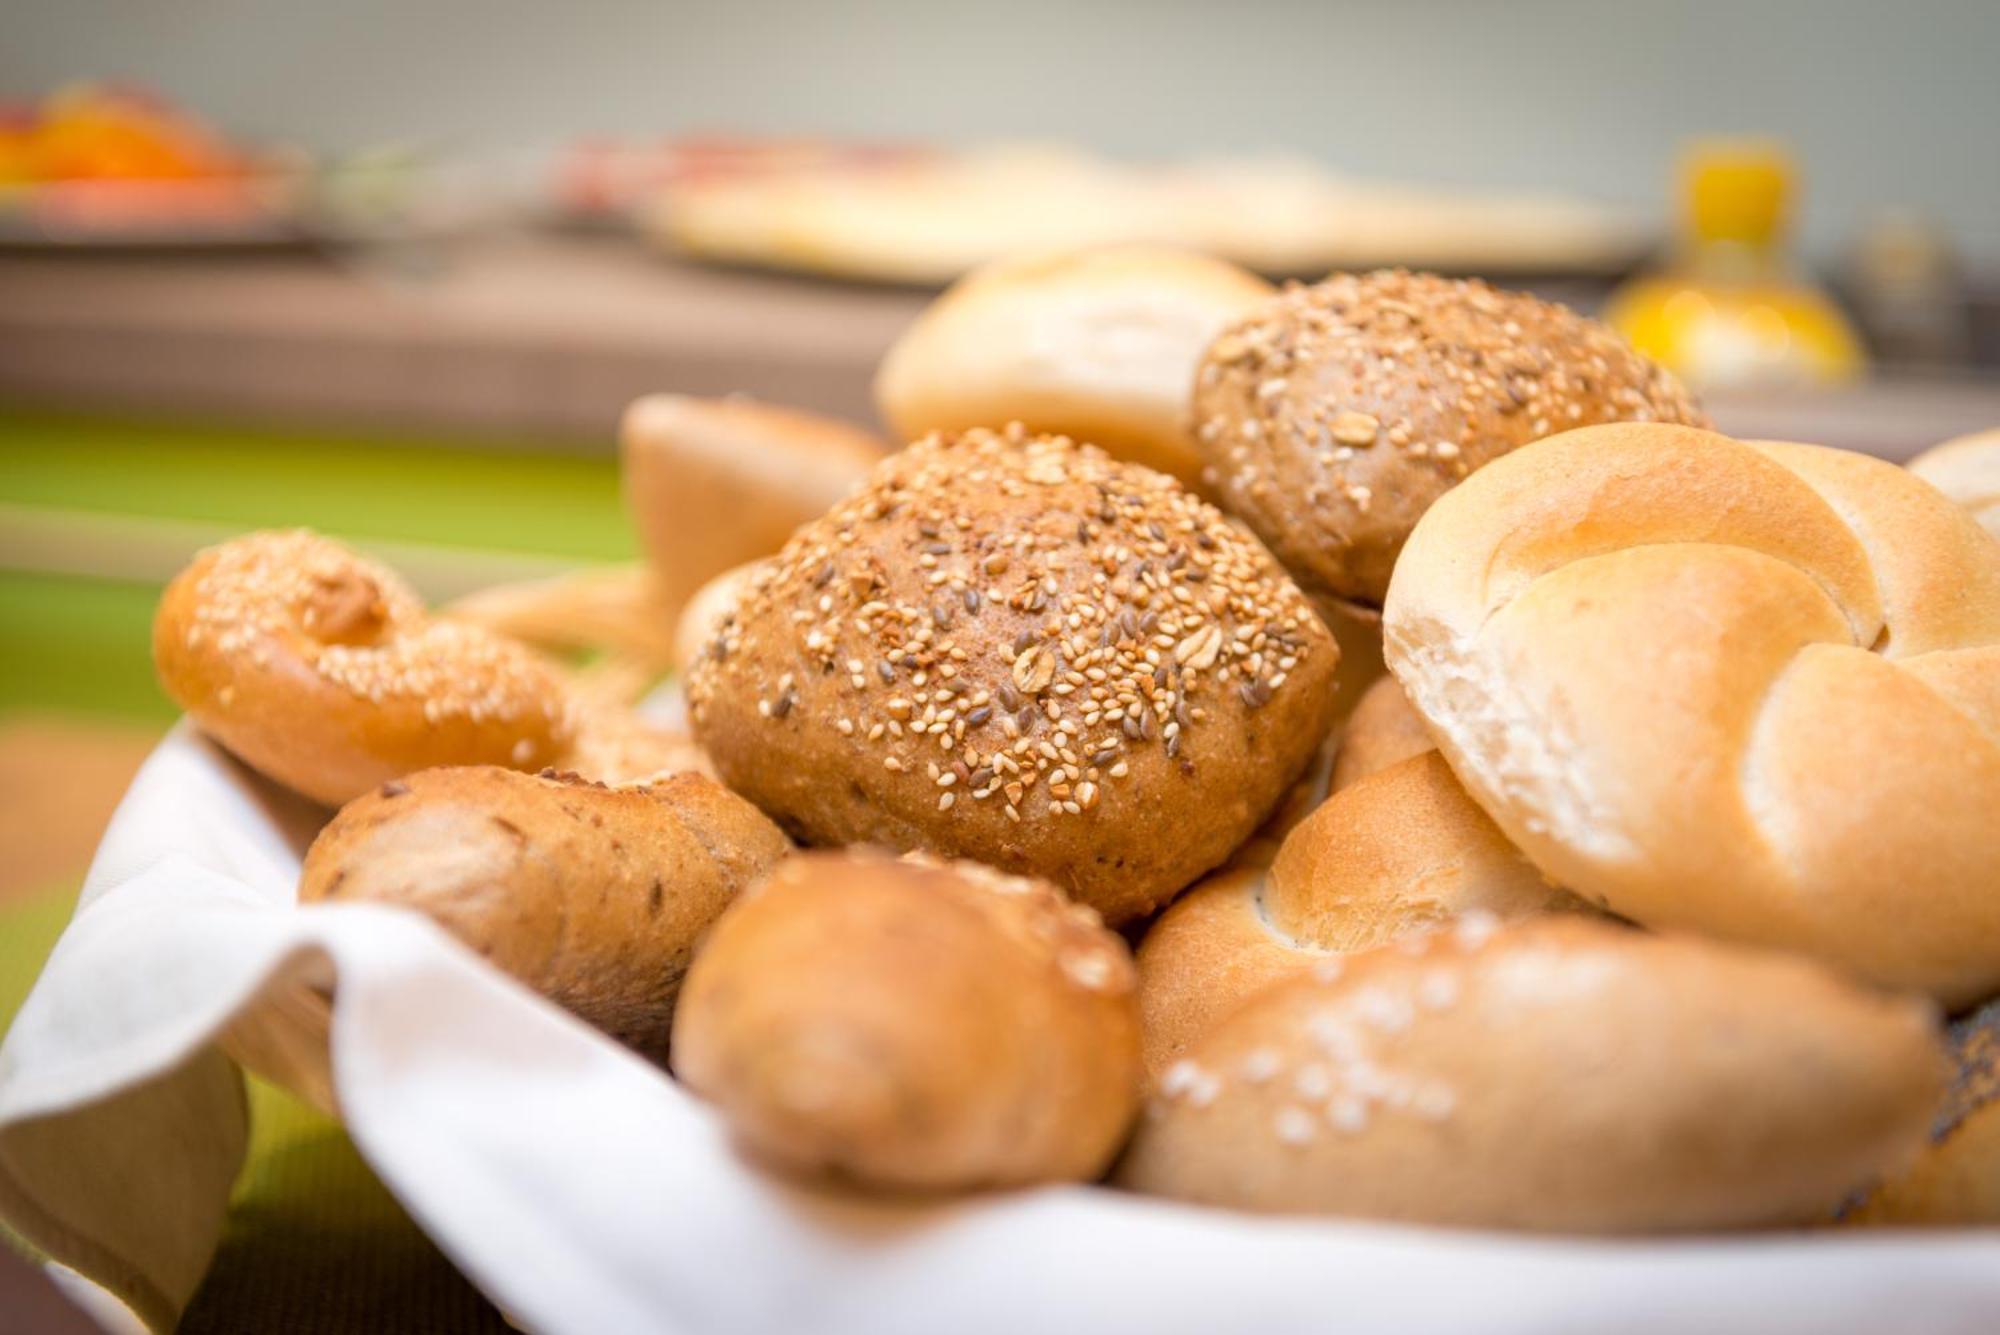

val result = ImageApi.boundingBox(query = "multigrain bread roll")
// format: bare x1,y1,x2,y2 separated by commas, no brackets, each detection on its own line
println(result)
1383,423,2000,1006
1849,998,2000,1225
1136,752,1572,1076
1192,270,1707,607
299,766,789,1061
874,245,1274,488
1906,427,2000,540
623,394,888,626
154,530,573,806
1330,673,1433,791
1118,917,1945,1230
686,425,1341,924
672,850,1142,1192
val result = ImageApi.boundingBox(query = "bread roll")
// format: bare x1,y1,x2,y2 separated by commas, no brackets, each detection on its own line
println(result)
875,245,1274,488
153,530,573,806
1118,917,1945,1230
1193,270,1707,607
1136,752,1572,1075
686,425,1340,925
1906,427,2000,540
1331,673,1432,791
1849,998,2000,1225
623,394,887,626
1384,423,2000,1006
299,766,788,1061
672,850,1142,1192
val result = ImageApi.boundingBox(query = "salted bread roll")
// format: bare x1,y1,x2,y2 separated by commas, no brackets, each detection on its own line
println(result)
1849,998,2000,1225
875,245,1274,489
1384,423,2000,1006
1119,917,1945,1231
623,394,887,625
686,425,1340,925
1136,752,1572,1076
1193,270,1706,607
672,850,1142,1192
1330,673,1433,791
1906,427,2000,540
154,530,573,806
299,766,788,1061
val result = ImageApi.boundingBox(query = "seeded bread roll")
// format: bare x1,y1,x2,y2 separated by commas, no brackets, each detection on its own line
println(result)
1331,673,1433,791
1849,998,2000,1225
154,530,573,806
623,394,888,627
1136,752,1574,1076
299,766,788,1062
686,425,1341,924
672,850,1142,1192
1906,427,2000,541
874,245,1274,489
1119,917,1945,1230
1192,270,1707,607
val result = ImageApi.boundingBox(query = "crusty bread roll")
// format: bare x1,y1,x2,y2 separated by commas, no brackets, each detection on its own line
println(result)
1906,427,2000,540
1136,752,1573,1076
299,766,788,1061
1118,917,1945,1230
1849,998,2000,1225
672,850,1142,1192
153,530,573,806
561,700,713,786
672,560,761,674
874,245,1274,489
1384,423,2000,1006
1331,673,1433,791
623,394,887,626
1193,270,1707,607
686,425,1341,925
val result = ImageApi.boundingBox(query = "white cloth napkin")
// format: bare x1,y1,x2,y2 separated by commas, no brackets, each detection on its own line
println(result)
3,723,1998,1335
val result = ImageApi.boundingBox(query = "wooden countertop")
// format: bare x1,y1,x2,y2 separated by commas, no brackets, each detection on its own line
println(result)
1,233,1995,458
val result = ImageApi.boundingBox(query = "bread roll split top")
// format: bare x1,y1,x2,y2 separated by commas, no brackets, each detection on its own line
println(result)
687,424,1340,924
1119,917,1944,1231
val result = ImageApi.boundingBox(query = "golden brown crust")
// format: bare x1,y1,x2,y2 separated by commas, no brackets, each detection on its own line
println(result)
1135,752,1573,1076
560,701,713,786
1849,998,2000,1225
686,425,1341,924
1384,424,2000,1006
622,394,888,626
299,766,788,1062
1331,674,1433,791
1193,270,1707,606
671,850,1142,1192
1907,427,2000,541
1118,917,1945,1231
153,530,573,807
874,245,1274,489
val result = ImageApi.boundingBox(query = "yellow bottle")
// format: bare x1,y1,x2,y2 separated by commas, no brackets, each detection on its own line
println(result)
1607,139,1865,387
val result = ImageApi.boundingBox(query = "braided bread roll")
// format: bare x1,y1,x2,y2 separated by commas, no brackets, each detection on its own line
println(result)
672,850,1142,1192
1384,423,2000,1006
154,530,574,806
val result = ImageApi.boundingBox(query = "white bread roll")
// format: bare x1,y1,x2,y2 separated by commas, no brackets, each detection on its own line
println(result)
673,850,1142,1192
1136,751,1573,1076
1907,427,2000,540
1383,423,2000,1007
1331,673,1433,791
622,395,886,626
874,245,1273,488
1118,917,1945,1231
